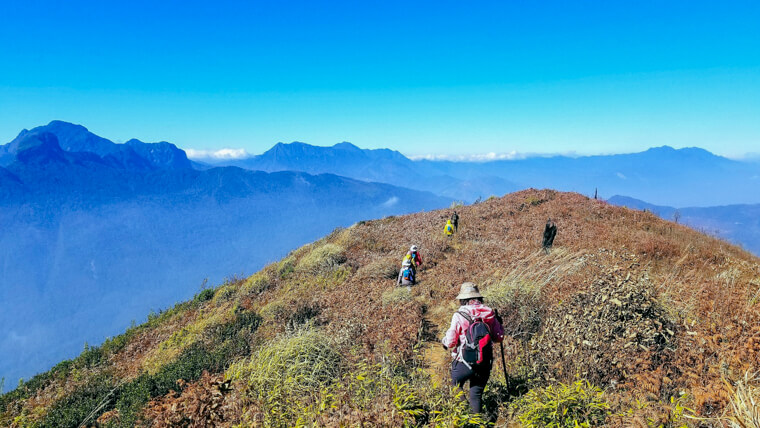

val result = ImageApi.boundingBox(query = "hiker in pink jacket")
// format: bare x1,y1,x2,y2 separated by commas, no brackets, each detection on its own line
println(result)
442,282,504,413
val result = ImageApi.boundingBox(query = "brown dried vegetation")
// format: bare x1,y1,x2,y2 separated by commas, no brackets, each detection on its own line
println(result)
2,189,759,426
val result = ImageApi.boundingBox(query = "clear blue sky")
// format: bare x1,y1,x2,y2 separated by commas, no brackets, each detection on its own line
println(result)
1,0,759,158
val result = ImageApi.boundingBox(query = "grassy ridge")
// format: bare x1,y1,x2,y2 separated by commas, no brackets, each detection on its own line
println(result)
2,189,759,427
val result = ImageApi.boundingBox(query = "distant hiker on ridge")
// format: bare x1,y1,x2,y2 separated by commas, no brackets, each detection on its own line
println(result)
442,282,505,414
451,211,459,232
542,218,557,254
444,219,454,237
397,259,415,286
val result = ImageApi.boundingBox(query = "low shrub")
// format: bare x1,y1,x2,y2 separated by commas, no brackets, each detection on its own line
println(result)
115,343,230,427
226,328,340,394
145,300,196,330
278,257,296,279
382,287,412,306
242,272,271,295
34,310,262,427
226,350,492,427
525,195,547,206
287,305,321,330
724,371,760,428
361,257,399,280
297,243,346,274
483,278,545,342
142,306,236,374
225,328,341,425
0,299,193,421
213,283,237,303
425,386,491,427
531,268,678,387
334,362,490,427
116,311,260,426
259,299,288,323
38,373,116,428
513,379,610,427
139,371,233,428
193,287,215,303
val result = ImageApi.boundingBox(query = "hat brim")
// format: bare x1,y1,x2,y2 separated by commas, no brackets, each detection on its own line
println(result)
456,291,483,300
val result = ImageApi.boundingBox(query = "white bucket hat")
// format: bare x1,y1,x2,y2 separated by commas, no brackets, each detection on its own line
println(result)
456,282,483,300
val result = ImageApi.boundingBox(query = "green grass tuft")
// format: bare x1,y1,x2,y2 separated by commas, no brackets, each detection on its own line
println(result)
297,243,346,274
513,379,610,427
382,287,412,306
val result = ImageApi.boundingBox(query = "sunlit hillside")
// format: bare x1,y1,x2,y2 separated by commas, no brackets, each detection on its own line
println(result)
2,189,759,427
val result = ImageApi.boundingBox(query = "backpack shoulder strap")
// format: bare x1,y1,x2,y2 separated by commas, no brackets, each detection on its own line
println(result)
457,310,473,323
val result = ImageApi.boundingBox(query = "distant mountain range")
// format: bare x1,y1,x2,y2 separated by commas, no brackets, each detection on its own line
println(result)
0,122,450,391
608,195,760,256
2,120,759,390
217,141,520,202
208,141,760,255
0,120,193,171
208,140,760,207
215,140,760,255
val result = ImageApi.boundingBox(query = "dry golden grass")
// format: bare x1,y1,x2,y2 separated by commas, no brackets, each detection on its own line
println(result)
4,189,760,426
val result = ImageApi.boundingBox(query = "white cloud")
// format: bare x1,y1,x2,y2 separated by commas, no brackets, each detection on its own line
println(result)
382,196,399,207
185,148,251,160
409,151,524,161
408,150,581,162
616,172,627,179
727,152,760,161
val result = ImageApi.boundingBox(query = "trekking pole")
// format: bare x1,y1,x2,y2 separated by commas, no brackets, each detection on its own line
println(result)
499,340,510,393
494,310,510,393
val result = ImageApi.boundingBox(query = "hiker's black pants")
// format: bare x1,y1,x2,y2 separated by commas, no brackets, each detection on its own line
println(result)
451,360,490,413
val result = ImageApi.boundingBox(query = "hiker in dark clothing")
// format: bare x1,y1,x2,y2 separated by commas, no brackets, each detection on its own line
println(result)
442,282,505,414
451,211,459,232
542,218,557,254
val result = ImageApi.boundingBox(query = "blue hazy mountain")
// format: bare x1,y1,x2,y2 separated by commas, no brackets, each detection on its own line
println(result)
0,121,192,170
608,195,760,256
0,124,450,391
237,141,415,179
224,142,520,201
125,139,194,170
216,142,760,207
422,146,759,207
